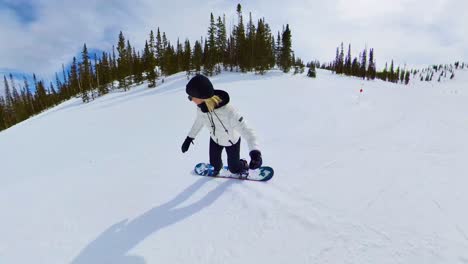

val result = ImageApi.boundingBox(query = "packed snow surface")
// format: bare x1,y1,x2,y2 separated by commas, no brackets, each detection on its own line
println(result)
1,69,468,263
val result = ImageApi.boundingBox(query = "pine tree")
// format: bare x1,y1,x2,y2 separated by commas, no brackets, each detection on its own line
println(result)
360,48,367,79
111,46,117,88
202,40,212,76
183,39,192,74
8,74,21,122
143,40,157,87
400,68,405,83
275,31,281,66
156,28,163,67
351,57,360,76
23,76,34,114
10,74,23,122
115,33,134,89
395,67,400,84
265,23,275,69
90,59,96,100
291,52,296,71
368,48,376,80
226,36,234,71
165,43,178,75
70,57,79,95
35,80,47,112
161,32,172,75
246,12,256,71
117,31,128,89
133,48,144,84
162,32,168,50
235,4,247,71
55,73,62,100
344,44,352,75
20,86,31,121
3,75,13,109
404,71,410,84
389,60,395,82
425,72,430,81
99,52,110,94
3,75,13,127
205,13,217,76
61,64,69,99
254,18,269,74
8,74,16,96
161,32,169,75
164,42,172,75
149,30,156,57
383,62,388,81
192,40,203,73
216,15,227,68
279,24,292,73
49,82,57,105
176,38,183,73
0,96,6,130
337,43,344,74
126,40,134,86
334,47,340,73
81,43,91,102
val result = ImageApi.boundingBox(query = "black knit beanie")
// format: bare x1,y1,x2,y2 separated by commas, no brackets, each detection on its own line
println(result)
186,74,214,99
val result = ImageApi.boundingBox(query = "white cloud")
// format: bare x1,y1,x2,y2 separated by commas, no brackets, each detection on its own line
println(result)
0,0,467,82
0,0,234,79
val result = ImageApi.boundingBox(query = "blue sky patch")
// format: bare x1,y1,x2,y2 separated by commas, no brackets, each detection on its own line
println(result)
0,0,38,24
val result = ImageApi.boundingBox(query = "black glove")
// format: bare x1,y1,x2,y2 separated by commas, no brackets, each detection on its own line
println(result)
181,137,194,153
249,150,262,169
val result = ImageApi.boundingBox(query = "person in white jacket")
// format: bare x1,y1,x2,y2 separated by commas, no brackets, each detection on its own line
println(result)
181,74,263,176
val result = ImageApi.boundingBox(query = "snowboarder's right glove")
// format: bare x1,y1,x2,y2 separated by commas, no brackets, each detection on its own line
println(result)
249,150,262,169
181,137,194,153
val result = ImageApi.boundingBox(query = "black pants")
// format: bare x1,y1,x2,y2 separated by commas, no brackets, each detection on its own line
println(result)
210,137,244,173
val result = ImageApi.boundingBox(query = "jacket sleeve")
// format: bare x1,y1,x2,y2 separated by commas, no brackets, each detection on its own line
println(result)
187,110,204,139
227,105,260,151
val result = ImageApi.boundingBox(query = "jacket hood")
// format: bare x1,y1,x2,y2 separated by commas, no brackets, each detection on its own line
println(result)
197,89,230,113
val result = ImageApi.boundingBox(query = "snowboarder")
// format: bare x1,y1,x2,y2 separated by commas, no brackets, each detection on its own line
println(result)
181,74,263,176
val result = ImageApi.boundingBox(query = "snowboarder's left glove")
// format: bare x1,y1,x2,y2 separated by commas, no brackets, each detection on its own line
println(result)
181,137,194,153
249,150,262,170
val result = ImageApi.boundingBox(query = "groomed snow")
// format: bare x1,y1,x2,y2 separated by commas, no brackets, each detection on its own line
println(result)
1,69,467,263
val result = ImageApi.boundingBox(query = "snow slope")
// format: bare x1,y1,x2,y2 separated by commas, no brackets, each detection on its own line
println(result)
1,69,468,264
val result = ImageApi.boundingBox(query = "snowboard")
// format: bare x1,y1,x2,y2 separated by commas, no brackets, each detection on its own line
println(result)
193,163,274,182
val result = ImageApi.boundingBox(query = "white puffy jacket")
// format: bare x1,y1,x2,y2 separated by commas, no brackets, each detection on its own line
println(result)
187,91,259,151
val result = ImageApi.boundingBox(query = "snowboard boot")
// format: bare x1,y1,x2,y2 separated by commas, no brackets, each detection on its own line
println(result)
212,163,222,176
237,159,249,179
212,168,221,176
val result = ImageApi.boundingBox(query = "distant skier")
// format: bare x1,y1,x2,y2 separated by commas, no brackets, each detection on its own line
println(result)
181,74,263,176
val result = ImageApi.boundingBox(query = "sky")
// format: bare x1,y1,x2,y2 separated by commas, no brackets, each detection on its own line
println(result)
0,0,467,85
